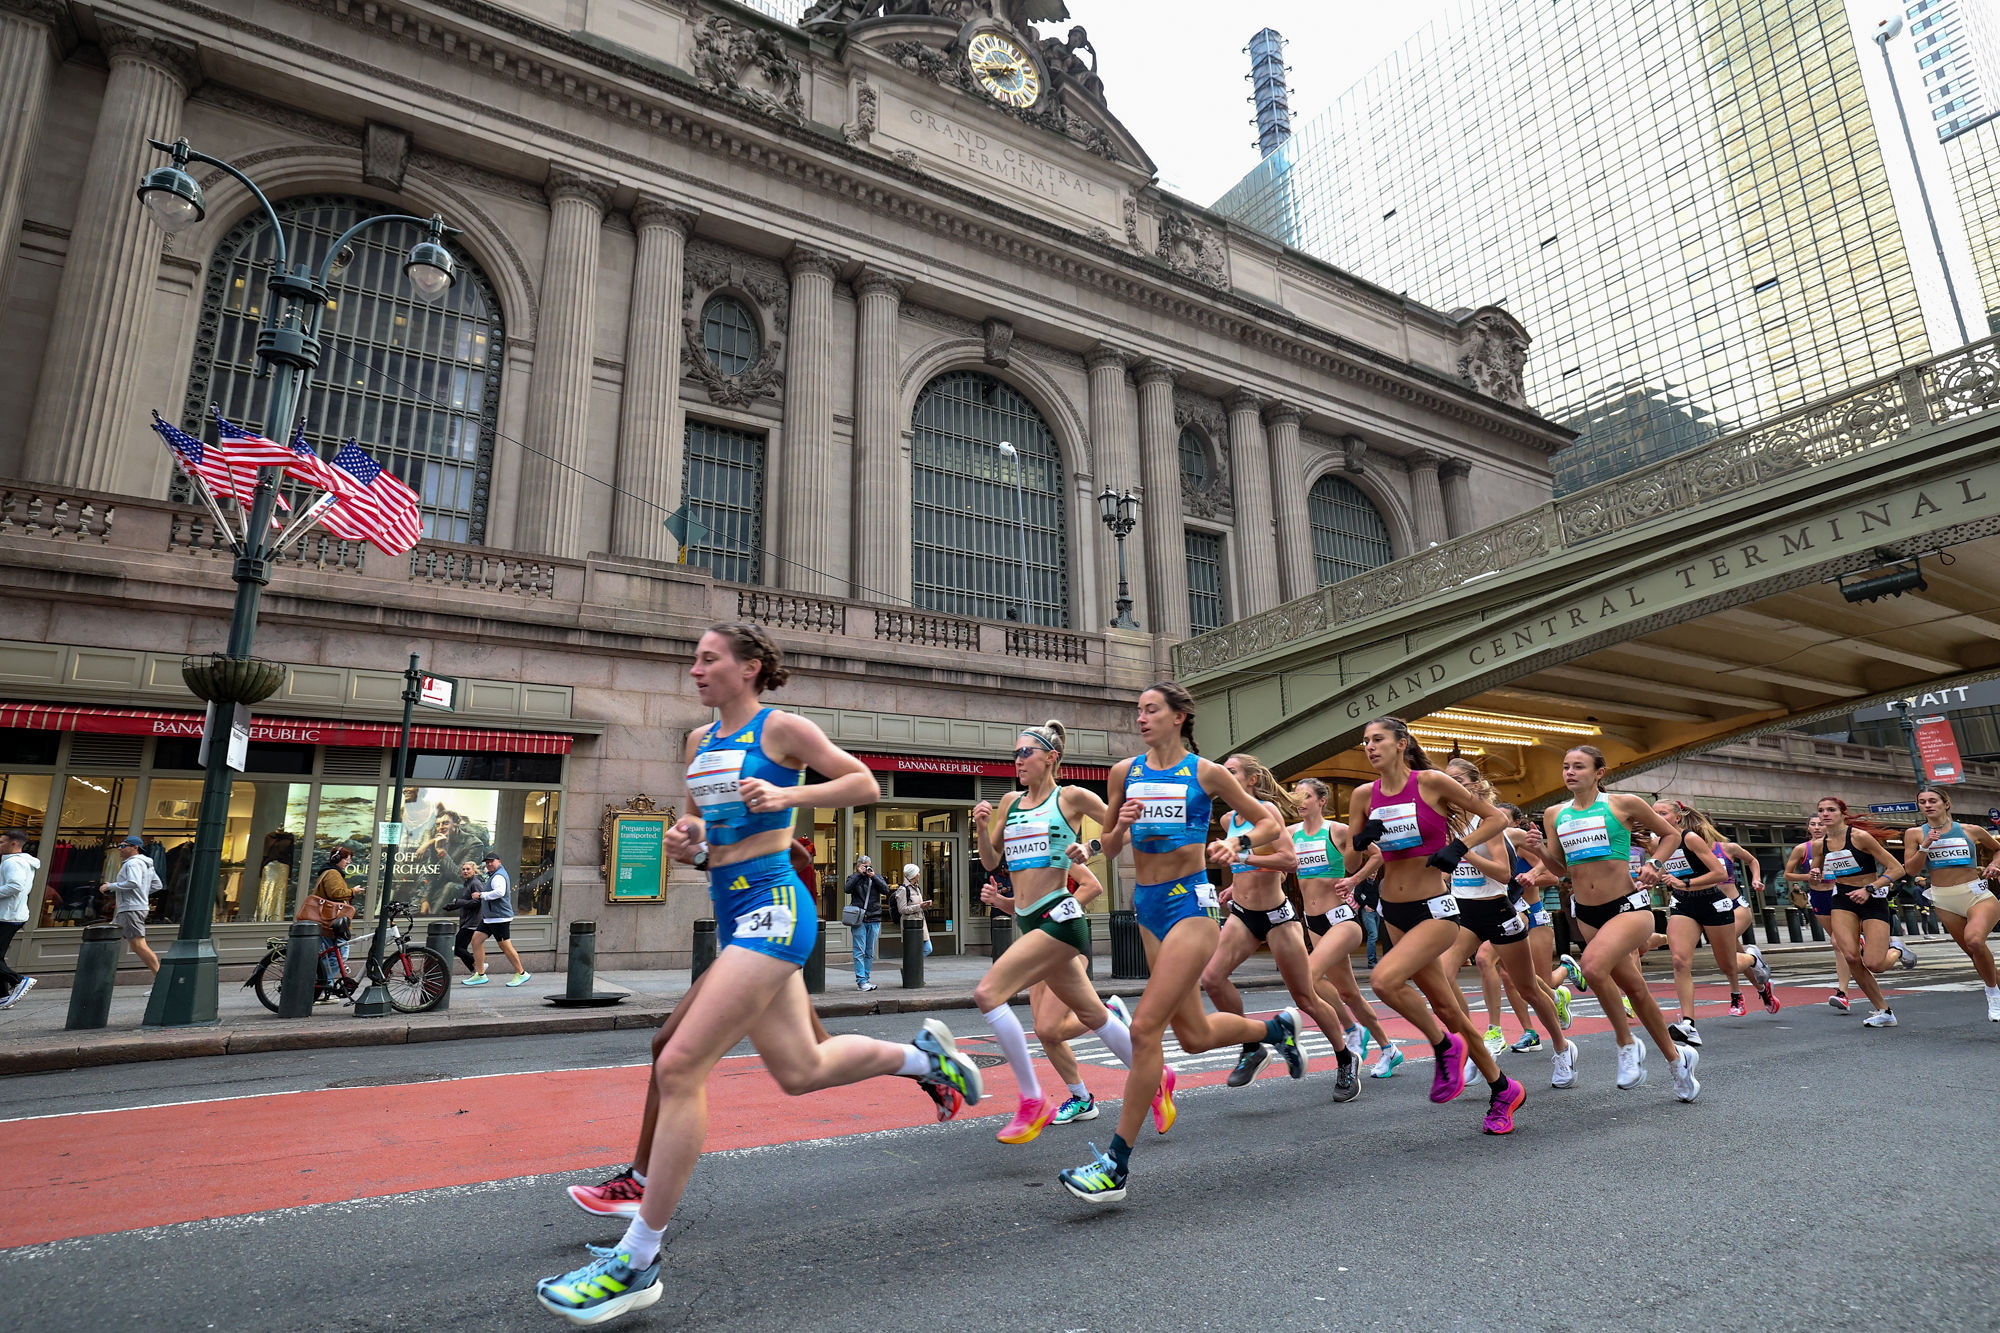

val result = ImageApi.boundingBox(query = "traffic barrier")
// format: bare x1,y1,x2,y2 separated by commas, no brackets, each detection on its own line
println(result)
901,919,926,989
279,920,321,1018
64,923,120,1030
691,918,717,982
1110,909,1148,978
424,921,456,1011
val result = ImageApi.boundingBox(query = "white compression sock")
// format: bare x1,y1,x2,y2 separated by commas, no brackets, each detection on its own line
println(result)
1093,1010,1135,1066
1067,1081,1089,1098
982,1004,1042,1100
618,1216,666,1267
631,1168,648,1187
897,1045,928,1078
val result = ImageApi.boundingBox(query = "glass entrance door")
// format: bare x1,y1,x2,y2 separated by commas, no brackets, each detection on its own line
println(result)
873,834,962,956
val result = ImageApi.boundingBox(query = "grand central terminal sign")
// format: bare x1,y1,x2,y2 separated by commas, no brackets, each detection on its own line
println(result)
875,88,1126,233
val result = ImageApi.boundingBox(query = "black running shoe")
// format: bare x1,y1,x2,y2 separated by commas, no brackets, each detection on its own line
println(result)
1226,1043,1267,1087
1331,1055,1359,1103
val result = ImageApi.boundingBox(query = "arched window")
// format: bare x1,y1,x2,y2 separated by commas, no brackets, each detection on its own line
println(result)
1308,474,1393,586
910,370,1069,627
699,296,760,375
1178,427,1210,492
181,195,505,545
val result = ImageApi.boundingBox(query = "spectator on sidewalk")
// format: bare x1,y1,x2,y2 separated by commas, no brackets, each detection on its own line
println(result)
444,861,488,977
105,836,161,978
463,851,531,988
1355,874,1383,966
844,855,893,991
893,862,934,958
0,828,37,1008
308,847,358,992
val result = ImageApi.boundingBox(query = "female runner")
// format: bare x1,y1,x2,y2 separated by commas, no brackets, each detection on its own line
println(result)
1495,804,1577,1041
1814,797,1910,1028
537,625,983,1324
1782,813,1856,1010
969,720,1139,1143
1291,778,1400,1077
1649,799,1755,1049
1902,786,2000,1021
1345,718,1527,1133
1201,755,1358,1101
1539,746,1701,1101
1711,831,1779,1015
1059,683,1307,1204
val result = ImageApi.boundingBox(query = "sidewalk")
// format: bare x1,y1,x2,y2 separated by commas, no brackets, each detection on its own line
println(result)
0,937,1857,1076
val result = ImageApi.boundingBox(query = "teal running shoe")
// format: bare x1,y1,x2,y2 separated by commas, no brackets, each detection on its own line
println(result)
1270,1007,1306,1078
1106,994,1132,1026
913,1018,984,1107
1554,984,1574,1030
536,1248,662,1325
1344,1023,1370,1061
1559,953,1586,992
1052,1093,1098,1124
1369,1045,1404,1078
1510,1029,1542,1053
1059,1142,1127,1205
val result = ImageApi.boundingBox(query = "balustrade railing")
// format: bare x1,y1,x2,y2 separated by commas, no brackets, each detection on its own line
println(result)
873,607,980,650
1006,626,1089,664
408,545,558,596
736,588,847,634
2,488,115,543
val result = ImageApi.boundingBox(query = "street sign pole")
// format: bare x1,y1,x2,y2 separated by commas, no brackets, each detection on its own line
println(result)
354,653,421,1018
1891,699,1927,795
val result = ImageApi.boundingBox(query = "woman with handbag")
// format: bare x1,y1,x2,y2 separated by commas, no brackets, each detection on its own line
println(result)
300,847,358,995
893,864,933,958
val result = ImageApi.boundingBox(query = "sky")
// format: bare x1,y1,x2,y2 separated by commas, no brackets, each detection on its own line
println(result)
1047,0,1455,203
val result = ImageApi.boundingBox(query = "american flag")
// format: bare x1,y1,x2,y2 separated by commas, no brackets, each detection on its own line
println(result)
327,440,423,554
284,422,356,496
213,413,305,469
152,416,247,504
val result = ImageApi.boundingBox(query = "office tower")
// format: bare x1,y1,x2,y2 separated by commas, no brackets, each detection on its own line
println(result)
1911,0,2000,140
1247,28,1294,157
1946,115,2000,330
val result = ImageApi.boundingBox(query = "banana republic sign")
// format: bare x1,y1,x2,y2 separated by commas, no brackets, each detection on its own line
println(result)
1335,464,1997,722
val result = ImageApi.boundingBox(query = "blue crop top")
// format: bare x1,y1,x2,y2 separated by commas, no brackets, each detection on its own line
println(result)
686,707,801,846
1124,753,1211,855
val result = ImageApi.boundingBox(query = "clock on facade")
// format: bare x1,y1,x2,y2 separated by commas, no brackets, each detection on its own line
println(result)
967,31,1041,108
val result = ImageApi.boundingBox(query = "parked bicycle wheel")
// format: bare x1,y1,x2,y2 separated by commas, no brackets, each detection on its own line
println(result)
252,948,288,1014
384,945,450,1014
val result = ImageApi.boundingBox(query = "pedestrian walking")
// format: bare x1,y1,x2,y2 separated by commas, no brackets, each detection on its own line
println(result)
105,835,162,978
843,854,893,991
445,861,488,977
464,851,530,987
0,828,38,1008
302,846,359,994
893,863,934,958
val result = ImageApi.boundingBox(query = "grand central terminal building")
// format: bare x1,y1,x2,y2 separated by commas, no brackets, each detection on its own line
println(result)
0,0,1952,978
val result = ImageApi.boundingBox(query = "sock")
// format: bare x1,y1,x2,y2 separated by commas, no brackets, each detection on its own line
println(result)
618,1216,665,1267
897,1045,928,1078
1067,1081,1089,1099
631,1168,647,1187
1730,992,1743,1003
983,1004,1042,1101
1094,1011,1134,1066
1263,1015,1288,1045
1487,1070,1509,1092
1107,1133,1132,1174
1432,1036,1453,1060
1336,1047,1354,1068
1986,985,1999,998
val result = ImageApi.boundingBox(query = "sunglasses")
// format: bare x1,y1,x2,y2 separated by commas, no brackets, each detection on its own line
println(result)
1013,744,1053,761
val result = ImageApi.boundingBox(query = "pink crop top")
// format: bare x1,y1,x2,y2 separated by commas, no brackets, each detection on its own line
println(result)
1367,771,1451,861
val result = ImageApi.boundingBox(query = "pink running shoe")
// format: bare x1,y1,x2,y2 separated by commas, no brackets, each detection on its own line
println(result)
1482,1077,1526,1135
1727,996,1747,1017
1430,1033,1468,1103
1151,1068,1178,1134
997,1094,1056,1145
567,1167,645,1218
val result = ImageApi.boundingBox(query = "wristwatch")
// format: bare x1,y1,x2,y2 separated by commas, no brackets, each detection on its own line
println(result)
1087,837,1103,858
1236,833,1253,852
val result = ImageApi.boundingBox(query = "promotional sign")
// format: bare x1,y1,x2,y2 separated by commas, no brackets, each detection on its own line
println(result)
197,701,251,772
1914,716,1965,785
607,813,671,903
378,821,404,846
418,672,458,711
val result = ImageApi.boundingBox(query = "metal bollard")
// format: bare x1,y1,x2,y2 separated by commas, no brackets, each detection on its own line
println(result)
691,918,718,983
1110,909,1148,979
901,919,926,989
424,921,456,1012
804,921,827,994
64,923,122,1030
566,920,597,1001
279,920,322,1018
1785,908,1804,943
1759,907,1780,946
1807,912,1825,943
989,911,1014,958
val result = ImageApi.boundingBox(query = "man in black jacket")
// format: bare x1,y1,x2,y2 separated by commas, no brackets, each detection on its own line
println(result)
843,856,893,991
443,861,488,977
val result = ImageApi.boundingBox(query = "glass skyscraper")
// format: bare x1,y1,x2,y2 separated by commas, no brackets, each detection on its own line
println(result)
1947,113,2000,332
1213,0,1940,493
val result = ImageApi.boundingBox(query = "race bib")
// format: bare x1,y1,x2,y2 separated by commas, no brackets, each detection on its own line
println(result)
1661,850,1693,880
1625,890,1650,912
1927,835,1974,869
733,903,795,940
1268,901,1296,924
1451,861,1488,891
686,747,747,824
1328,904,1356,925
1047,895,1084,923
1296,842,1331,877
1715,897,1738,919
1822,849,1861,880
1427,895,1461,920
1128,781,1188,841
1003,820,1054,870
1559,815,1612,861
1500,912,1526,936
1871,882,1891,899
1376,802,1422,852
1194,883,1219,911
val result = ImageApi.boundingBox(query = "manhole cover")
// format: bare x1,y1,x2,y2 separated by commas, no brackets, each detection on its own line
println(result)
966,1052,1007,1068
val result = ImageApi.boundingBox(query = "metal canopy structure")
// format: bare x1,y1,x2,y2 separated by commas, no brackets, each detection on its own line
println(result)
1178,336,2000,804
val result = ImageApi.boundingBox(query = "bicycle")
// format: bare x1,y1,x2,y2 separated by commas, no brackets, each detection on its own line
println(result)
247,899,450,1014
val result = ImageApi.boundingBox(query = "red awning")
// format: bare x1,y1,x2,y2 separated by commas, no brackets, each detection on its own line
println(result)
1,702,574,754
856,752,1109,781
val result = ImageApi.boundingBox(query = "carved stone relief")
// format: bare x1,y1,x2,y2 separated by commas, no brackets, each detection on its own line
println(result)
362,122,410,192
983,317,1014,368
844,79,879,144
691,14,806,123
681,240,789,407
1155,208,1227,287
1454,308,1531,408
1174,390,1232,519
876,38,1123,163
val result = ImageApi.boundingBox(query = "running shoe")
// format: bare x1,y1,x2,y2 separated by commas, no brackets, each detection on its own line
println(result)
1463,1056,1477,1088
1058,1143,1126,1205
1510,1030,1542,1053
1271,1008,1307,1079
1894,940,1920,970
1985,991,2000,1023
1554,984,1573,1030
1727,994,1746,1017
1151,1068,1178,1134
1559,953,1587,992
1107,994,1132,1027
1670,1046,1701,1103
1331,1056,1359,1102
566,1168,644,1219
918,1078,964,1122
1755,976,1782,1015
461,973,490,986
1226,1043,1268,1087
1370,1045,1404,1078
1668,1019,1702,1048
1344,1023,1369,1061
1745,943,1773,991
0,976,35,1008
1052,1094,1098,1124
536,1248,662,1326
1483,1076,1526,1134
1430,1032,1469,1103
1828,990,1850,1012
997,1094,1056,1145
1550,1043,1577,1089
1862,1009,1898,1028
913,1018,984,1106
508,971,532,988
1615,1041,1647,1090
1621,996,1635,1019
1483,1025,1506,1056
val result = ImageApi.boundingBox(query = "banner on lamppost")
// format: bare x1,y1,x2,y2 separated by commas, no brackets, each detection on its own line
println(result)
197,701,251,772
1914,715,1965,784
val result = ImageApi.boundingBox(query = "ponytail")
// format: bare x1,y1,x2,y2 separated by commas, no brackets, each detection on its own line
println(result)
1366,716,1431,771
1146,681,1200,755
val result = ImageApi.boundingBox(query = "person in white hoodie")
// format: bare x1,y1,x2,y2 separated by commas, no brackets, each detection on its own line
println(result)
104,835,162,977
0,828,37,1008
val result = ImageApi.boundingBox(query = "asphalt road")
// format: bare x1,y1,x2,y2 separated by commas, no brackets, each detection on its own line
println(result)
6,957,1999,1332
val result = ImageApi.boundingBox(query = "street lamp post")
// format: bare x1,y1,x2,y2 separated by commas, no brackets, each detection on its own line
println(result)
997,440,1031,624
1097,484,1140,629
135,136,458,1028
1872,17,1971,346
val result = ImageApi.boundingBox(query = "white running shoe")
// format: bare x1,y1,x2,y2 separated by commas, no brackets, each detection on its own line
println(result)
1344,1024,1366,1061
1462,1055,1477,1086
1107,994,1132,1027
1745,944,1772,990
1671,1047,1701,1102
1550,1044,1577,1089
1893,940,1919,970
1986,990,2000,1022
1862,1009,1898,1028
1615,1041,1647,1089
1667,1019,1702,1048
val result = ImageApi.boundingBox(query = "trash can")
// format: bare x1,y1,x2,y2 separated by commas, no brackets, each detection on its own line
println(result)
424,921,457,1011
1110,909,1147,979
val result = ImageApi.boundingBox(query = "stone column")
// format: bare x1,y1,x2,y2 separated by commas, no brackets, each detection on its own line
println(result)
779,245,844,597
849,265,910,605
22,22,196,491
515,167,613,560
1439,457,1476,538
1408,449,1450,548
611,196,697,563
1264,400,1315,601
0,4,68,308
1134,359,1188,642
1086,343,1147,629
1225,389,1280,617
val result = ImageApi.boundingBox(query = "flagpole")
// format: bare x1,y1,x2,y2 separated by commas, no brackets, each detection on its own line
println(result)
271,491,339,552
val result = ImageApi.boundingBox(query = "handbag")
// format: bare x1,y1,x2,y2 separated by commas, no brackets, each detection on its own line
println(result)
1787,884,1810,912
841,903,865,927
297,894,357,927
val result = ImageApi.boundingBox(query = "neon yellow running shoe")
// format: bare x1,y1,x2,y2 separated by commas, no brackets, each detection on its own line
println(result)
1554,985,1574,1030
